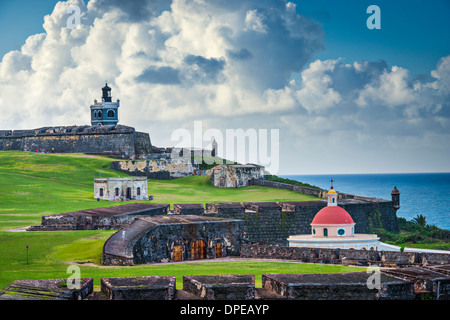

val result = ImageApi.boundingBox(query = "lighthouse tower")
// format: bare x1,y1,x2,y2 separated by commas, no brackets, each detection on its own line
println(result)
90,83,120,126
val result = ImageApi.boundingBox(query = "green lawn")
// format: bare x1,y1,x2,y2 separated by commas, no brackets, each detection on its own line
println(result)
0,151,365,292
0,151,319,231
0,230,367,290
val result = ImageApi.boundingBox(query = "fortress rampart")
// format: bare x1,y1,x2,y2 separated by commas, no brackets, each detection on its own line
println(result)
0,125,152,158
240,243,450,267
28,199,399,246
205,200,398,246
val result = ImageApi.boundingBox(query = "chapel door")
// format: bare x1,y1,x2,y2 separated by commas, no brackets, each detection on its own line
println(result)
126,187,131,199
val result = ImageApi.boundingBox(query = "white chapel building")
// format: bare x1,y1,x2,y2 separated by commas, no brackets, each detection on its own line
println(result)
287,186,380,250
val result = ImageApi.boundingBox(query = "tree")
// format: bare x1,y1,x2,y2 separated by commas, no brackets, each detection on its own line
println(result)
412,214,427,229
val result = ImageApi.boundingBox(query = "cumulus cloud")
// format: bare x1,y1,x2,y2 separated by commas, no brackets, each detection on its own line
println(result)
355,66,416,108
274,54,450,173
245,9,268,33
295,59,342,112
0,0,324,130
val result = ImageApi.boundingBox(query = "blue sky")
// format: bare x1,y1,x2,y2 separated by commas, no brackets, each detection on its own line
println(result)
0,0,449,174
296,0,450,78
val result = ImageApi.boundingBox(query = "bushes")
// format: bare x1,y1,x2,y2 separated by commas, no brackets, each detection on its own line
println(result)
380,216,450,250
264,175,321,190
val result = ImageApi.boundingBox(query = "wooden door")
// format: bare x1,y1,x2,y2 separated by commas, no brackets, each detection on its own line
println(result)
191,240,206,260
215,243,223,258
173,245,183,262
191,241,198,260
198,240,206,259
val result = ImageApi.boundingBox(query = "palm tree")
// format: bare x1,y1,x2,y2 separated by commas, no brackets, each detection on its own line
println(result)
412,214,427,229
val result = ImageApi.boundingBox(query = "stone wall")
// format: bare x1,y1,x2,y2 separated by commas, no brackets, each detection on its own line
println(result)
250,182,400,234
183,275,255,300
102,215,245,265
27,203,170,231
262,273,415,300
134,132,153,157
211,164,264,187
29,198,399,247
0,125,152,158
240,243,450,266
173,203,205,215
250,179,400,233
101,276,176,300
205,200,398,246
132,217,245,264
110,159,196,179
250,179,327,197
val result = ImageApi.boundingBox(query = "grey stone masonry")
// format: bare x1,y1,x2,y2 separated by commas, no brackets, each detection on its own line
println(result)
251,179,400,233
183,275,255,300
240,244,450,267
101,276,176,300
173,203,205,215
0,279,93,300
102,215,245,265
27,203,170,231
0,124,152,158
382,267,450,299
262,272,415,300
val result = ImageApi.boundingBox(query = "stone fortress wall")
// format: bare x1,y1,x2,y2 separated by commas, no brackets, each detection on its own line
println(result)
101,215,245,266
0,124,152,158
110,159,197,180
240,243,450,267
204,200,398,246
28,199,399,246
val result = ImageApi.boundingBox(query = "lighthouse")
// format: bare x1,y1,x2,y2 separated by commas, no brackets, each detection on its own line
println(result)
90,83,120,126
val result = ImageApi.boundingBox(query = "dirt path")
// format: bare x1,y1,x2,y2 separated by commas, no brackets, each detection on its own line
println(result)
6,227,29,232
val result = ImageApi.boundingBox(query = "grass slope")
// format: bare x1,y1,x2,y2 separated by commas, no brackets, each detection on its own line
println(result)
0,151,364,291
0,151,319,230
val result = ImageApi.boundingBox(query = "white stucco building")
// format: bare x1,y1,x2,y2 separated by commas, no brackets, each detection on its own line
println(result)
94,177,148,201
287,186,380,250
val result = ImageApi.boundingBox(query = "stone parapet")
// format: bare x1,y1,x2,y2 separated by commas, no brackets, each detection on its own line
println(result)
183,275,255,300
262,272,415,300
101,276,176,300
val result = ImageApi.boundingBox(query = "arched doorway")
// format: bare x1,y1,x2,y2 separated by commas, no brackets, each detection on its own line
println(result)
191,240,206,260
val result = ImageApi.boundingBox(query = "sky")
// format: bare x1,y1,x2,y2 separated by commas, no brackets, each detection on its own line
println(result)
0,0,449,175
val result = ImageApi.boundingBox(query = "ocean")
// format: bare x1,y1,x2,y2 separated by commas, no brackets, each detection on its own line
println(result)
281,173,450,231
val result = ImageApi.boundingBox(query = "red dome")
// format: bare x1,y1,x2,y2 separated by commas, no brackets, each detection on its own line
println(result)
311,206,355,225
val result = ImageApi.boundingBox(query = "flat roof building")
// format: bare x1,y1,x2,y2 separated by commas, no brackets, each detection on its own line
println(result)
94,177,148,201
